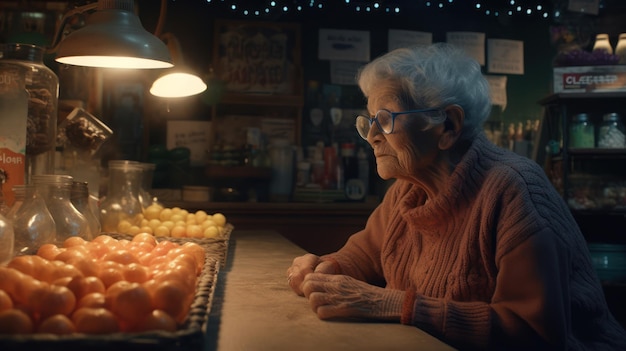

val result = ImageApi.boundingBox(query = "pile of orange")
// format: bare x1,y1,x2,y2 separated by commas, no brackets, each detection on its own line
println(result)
0,233,206,335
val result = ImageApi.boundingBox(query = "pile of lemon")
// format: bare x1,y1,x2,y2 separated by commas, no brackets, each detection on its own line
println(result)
116,204,227,239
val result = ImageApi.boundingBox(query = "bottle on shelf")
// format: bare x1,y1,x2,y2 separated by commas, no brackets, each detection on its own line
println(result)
597,112,626,148
615,33,626,64
593,33,613,54
569,113,595,148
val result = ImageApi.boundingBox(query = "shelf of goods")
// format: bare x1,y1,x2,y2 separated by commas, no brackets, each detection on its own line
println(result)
539,92,626,287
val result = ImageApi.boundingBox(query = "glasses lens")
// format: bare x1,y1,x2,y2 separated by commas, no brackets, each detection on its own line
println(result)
376,110,393,134
355,116,370,139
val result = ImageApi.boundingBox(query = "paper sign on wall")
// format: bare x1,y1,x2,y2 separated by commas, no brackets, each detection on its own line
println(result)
485,75,508,111
330,61,364,86
388,29,432,51
567,0,600,15
446,31,485,66
166,121,212,166
319,29,370,62
488,39,524,75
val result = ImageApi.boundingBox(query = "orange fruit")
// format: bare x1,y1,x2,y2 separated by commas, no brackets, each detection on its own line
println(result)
84,241,109,259
51,276,73,287
149,280,190,323
13,276,48,305
0,267,24,296
55,247,89,263
37,314,76,335
66,276,106,301
102,249,140,265
151,240,178,256
33,285,76,320
72,307,119,334
66,257,100,277
134,309,177,332
76,292,106,309
62,236,87,248
36,243,62,261
106,281,152,327
131,232,158,247
48,261,83,282
7,255,36,276
122,263,150,284
180,242,205,270
0,290,13,312
98,267,125,288
0,309,34,334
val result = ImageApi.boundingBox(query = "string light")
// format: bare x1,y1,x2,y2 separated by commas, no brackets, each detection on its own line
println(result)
191,1,553,20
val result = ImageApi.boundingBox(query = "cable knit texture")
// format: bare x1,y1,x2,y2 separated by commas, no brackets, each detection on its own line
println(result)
322,134,626,350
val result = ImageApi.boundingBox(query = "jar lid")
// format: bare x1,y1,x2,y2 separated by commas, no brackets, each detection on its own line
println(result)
572,113,590,122
603,112,621,121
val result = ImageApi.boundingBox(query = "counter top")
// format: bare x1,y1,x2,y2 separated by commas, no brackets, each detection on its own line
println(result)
206,230,455,351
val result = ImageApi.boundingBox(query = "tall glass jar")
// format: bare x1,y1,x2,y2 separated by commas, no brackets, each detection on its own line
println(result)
12,183,55,255
0,44,59,186
99,160,143,232
71,180,101,237
138,162,158,210
597,113,626,148
569,113,595,148
0,213,14,265
33,174,91,242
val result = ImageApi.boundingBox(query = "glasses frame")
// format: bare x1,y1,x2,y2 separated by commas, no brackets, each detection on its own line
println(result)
355,107,445,140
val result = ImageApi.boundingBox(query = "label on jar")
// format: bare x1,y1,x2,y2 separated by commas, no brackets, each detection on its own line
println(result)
0,65,28,206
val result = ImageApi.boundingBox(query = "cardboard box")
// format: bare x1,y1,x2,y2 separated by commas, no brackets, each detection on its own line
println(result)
553,65,626,93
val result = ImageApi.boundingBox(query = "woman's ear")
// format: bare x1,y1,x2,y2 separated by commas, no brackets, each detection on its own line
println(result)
438,104,464,150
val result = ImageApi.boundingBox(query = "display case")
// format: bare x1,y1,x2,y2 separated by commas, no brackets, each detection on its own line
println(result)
539,92,626,244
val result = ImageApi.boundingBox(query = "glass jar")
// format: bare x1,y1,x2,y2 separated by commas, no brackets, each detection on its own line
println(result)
12,183,55,255
0,44,59,186
569,113,595,148
6,184,26,220
138,162,159,210
71,180,101,237
615,33,626,64
0,213,14,265
268,139,294,202
33,174,91,242
597,113,626,148
99,160,143,232
593,33,613,54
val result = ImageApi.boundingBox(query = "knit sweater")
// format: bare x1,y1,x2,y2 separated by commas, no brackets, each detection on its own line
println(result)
322,134,626,350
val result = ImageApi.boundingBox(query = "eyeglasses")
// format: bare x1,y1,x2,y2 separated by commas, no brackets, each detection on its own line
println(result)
355,108,446,140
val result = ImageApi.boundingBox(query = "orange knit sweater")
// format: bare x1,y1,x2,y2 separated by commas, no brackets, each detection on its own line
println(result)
323,134,626,350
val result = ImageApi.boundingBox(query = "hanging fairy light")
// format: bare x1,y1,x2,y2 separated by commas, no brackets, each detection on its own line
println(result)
191,0,553,20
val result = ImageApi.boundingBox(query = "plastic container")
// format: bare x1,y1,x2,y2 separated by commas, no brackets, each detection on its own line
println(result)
0,44,58,182
71,180,101,237
597,112,626,148
569,113,595,148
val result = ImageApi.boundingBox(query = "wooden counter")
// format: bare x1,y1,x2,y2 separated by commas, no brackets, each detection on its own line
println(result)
205,229,456,351
162,200,380,255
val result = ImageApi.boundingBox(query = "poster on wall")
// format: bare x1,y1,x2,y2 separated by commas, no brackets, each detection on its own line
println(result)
388,29,432,51
485,75,508,111
487,39,524,75
318,29,370,62
446,31,485,66
567,0,600,15
212,20,301,95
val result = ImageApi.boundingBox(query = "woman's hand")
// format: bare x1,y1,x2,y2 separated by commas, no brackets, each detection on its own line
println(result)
300,273,405,321
286,254,336,295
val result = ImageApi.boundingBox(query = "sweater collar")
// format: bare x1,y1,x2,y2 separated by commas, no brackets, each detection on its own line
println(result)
400,133,491,231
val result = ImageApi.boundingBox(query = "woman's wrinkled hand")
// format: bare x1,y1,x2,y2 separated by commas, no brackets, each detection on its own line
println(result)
286,254,335,295
300,273,404,321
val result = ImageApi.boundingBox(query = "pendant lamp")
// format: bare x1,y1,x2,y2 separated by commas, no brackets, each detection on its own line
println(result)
50,0,172,69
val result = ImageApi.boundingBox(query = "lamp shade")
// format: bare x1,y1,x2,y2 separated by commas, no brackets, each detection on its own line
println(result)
150,72,208,98
55,0,173,69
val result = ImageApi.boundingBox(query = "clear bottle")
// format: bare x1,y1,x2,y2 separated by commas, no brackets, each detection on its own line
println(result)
71,180,101,237
0,213,14,265
138,162,159,210
99,160,144,232
569,113,595,148
615,33,626,64
33,174,91,242
593,33,613,54
597,113,626,148
0,44,59,184
12,183,55,255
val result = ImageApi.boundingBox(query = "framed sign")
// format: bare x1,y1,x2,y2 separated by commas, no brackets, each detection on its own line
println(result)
213,20,301,95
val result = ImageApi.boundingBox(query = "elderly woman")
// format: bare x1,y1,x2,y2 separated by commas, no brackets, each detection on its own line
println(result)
287,43,626,350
